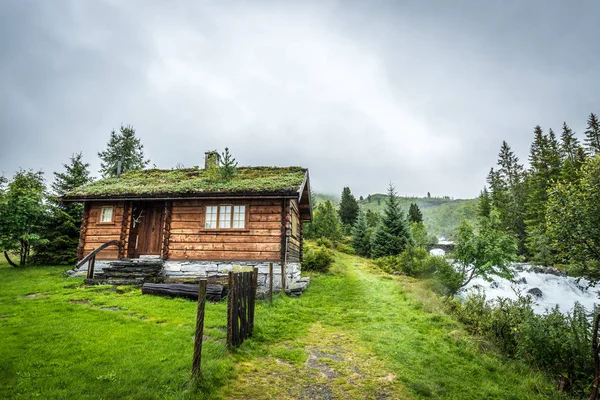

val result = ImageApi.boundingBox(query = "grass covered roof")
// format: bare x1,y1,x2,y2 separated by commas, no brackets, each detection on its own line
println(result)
63,166,308,200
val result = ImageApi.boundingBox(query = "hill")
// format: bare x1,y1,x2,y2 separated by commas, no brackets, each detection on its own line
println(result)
314,193,478,238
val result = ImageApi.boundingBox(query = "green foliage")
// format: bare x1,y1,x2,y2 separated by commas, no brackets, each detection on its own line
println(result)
98,125,150,178
364,209,380,228
408,203,423,224
409,222,429,248
370,184,413,259
559,122,586,183
450,293,596,395
304,200,342,243
301,245,334,272
338,187,359,227
477,187,491,219
351,211,371,257
314,237,333,249
336,242,355,255
431,257,463,296
66,167,307,197
584,112,600,156
0,169,47,266
219,147,238,181
547,155,600,281
396,246,430,277
32,153,93,265
452,217,516,290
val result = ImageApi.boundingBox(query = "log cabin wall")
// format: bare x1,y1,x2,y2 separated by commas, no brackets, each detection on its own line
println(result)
287,199,301,262
81,202,127,260
168,199,283,261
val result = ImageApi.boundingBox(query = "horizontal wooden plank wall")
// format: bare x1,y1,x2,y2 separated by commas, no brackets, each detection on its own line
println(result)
82,202,126,259
287,199,301,262
168,199,283,261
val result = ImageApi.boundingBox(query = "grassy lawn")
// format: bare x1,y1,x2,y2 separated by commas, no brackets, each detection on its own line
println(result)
0,252,571,399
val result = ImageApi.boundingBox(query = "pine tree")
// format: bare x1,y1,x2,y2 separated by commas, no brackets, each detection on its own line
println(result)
477,187,491,219
365,209,380,228
98,125,150,178
32,153,93,265
304,200,342,243
408,203,423,224
351,211,371,257
370,184,413,258
338,187,359,227
559,122,586,182
219,147,238,181
584,113,600,156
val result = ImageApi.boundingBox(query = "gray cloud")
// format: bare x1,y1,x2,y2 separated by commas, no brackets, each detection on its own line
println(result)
1,0,599,199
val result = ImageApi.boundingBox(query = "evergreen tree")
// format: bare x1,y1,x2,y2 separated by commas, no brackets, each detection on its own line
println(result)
303,200,342,243
365,209,380,228
560,122,586,182
427,192,431,198
351,211,371,257
410,222,429,248
338,187,359,227
32,153,93,265
370,184,413,258
98,125,150,178
524,126,561,263
219,147,238,181
0,170,46,266
584,113,600,156
488,141,527,254
477,187,491,219
408,203,423,224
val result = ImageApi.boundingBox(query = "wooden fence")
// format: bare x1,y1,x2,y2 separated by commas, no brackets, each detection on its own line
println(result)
227,268,258,348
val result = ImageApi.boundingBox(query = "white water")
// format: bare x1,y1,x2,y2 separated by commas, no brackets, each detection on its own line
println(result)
460,264,600,314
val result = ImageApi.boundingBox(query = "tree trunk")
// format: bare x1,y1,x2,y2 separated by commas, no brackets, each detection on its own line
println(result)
4,251,18,268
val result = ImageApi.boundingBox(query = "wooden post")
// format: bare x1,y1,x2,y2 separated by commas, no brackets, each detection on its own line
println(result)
269,263,273,304
87,256,95,279
227,271,234,348
192,279,207,379
250,267,258,335
281,261,286,292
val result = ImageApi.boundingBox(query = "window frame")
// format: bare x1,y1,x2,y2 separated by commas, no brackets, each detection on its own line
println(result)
98,206,115,224
203,203,249,231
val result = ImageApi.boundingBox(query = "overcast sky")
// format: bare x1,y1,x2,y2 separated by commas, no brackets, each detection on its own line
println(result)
1,0,599,199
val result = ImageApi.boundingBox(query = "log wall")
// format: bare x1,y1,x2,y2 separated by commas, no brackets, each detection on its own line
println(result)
82,202,127,259
287,200,301,262
168,199,284,261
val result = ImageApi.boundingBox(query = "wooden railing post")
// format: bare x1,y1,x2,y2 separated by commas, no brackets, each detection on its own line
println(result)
269,263,273,304
227,271,234,348
192,279,207,379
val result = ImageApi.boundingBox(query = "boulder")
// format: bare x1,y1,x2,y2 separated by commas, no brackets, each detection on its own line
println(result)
490,281,499,289
517,277,527,285
527,287,543,298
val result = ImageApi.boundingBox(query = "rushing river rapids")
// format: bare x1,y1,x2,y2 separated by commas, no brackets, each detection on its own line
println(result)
430,249,600,314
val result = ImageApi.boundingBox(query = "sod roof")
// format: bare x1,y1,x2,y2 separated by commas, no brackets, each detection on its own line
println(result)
63,167,308,200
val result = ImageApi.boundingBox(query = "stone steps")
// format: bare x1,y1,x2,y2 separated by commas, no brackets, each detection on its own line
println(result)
91,259,164,286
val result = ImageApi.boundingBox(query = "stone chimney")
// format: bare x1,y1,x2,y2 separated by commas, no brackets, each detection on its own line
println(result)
204,151,221,169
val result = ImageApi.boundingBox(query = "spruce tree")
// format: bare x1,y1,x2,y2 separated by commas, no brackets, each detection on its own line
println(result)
351,211,371,257
560,122,586,182
584,112,600,156
219,147,238,181
32,153,93,265
338,187,359,227
408,203,423,224
477,187,492,219
370,184,413,258
304,200,342,243
98,125,150,178
365,209,380,228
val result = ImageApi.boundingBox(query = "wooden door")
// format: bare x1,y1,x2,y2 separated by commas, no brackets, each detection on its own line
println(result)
136,203,164,256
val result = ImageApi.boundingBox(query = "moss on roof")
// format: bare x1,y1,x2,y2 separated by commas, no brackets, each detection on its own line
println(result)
65,166,307,198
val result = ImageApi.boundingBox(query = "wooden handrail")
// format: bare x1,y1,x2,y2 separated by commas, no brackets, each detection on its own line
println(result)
75,240,120,279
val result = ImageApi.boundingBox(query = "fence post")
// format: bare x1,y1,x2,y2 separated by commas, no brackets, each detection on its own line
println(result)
281,261,286,292
192,279,207,379
87,256,96,280
269,263,273,304
250,267,258,335
227,271,234,348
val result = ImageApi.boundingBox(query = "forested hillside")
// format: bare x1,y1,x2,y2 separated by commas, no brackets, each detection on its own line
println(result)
313,192,477,237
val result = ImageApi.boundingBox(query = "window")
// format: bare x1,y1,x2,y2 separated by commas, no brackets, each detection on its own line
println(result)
233,206,246,229
99,206,114,223
205,204,246,230
205,206,218,229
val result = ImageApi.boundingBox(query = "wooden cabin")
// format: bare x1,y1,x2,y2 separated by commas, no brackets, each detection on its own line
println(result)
62,156,312,288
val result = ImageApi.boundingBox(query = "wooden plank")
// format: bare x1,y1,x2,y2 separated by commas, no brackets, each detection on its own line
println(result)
84,228,123,236
77,203,90,260
170,221,281,230
269,263,273,303
169,235,281,244
227,271,234,348
169,228,282,236
168,250,280,261
169,243,280,252
84,235,123,243
248,214,280,222
174,199,283,208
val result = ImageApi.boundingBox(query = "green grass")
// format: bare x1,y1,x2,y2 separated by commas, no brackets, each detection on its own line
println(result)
0,253,571,399
65,166,307,198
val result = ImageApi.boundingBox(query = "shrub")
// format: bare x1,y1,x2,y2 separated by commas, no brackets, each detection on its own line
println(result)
301,246,334,272
373,256,398,274
432,257,463,296
336,243,355,255
315,237,333,249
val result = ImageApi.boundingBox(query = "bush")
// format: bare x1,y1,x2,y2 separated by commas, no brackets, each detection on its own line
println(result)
336,243,355,255
301,245,334,272
431,257,463,296
315,237,333,249
450,293,597,395
373,256,398,274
